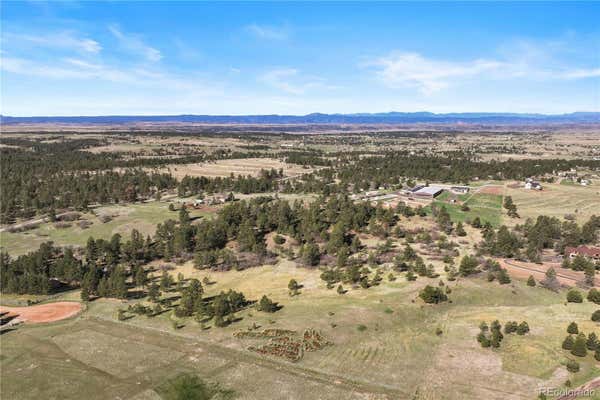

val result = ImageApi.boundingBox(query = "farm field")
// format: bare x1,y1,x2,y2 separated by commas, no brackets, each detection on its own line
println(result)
2,260,599,400
0,201,212,256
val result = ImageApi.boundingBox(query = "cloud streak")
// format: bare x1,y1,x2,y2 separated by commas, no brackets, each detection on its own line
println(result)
5,31,101,53
367,43,600,95
259,68,335,95
246,23,289,41
109,25,162,62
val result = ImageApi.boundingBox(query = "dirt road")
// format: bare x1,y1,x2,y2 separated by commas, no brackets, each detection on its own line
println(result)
499,259,596,287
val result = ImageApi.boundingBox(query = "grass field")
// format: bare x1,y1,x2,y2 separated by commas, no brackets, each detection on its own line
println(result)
4,256,598,400
506,183,600,225
164,158,314,180
0,202,212,256
430,192,503,227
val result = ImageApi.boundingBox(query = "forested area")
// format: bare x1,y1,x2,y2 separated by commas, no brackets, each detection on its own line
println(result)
2,190,598,296
0,195,381,295
3,133,599,223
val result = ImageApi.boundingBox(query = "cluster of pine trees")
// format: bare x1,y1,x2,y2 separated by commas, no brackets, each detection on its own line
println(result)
478,215,600,265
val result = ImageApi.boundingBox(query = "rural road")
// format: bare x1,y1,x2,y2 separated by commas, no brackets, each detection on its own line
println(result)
0,212,75,233
500,258,596,287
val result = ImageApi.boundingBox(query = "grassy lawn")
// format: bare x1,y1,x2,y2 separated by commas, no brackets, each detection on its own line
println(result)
429,200,503,227
465,193,503,209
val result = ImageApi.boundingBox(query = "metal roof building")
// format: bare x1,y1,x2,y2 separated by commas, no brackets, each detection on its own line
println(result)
412,186,444,198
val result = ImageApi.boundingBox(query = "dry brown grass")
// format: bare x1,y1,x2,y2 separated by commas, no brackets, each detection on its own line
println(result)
164,158,314,179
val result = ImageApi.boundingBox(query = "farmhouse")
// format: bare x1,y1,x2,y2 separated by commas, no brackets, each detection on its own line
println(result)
524,178,542,190
450,186,470,194
412,186,444,198
565,245,600,261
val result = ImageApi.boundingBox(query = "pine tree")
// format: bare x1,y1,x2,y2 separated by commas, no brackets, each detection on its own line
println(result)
459,255,479,276
135,266,147,288
562,335,574,350
571,333,588,357
586,332,598,351
148,282,160,302
455,221,467,236
567,322,579,334
257,295,277,312
587,288,600,304
527,275,536,287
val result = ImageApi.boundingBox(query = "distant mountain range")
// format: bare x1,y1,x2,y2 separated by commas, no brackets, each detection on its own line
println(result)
2,112,599,125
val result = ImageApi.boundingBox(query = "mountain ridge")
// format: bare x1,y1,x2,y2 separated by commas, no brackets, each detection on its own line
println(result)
2,112,599,124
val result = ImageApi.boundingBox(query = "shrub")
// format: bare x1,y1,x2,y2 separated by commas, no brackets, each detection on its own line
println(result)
357,324,367,332
273,235,286,245
516,321,530,335
419,285,448,304
587,288,600,304
566,360,580,373
567,289,583,303
592,310,600,322
527,275,536,287
504,321,518,334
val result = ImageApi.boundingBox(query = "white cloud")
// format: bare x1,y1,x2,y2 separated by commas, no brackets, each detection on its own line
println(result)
246,24,288,41
5,31,101,53
367,52,505,94
108,25,162,62
367,42,600,95
558,68,600,79
0,55,218,94
259,68,333,95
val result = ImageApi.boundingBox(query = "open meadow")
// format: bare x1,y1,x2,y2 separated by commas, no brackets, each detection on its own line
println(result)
0,202,211,256
2,258,599,400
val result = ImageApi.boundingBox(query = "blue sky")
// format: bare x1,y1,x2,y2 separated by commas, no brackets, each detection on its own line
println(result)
1,1,599,116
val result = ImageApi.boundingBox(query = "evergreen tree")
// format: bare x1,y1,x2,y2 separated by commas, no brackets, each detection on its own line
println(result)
567,289,583,303
588,288,600,304
567,322,579,334
148,282,160,302
586,332,598,351
135,266,147,288
562,335,574,350
455,221,467,236
527,275,536,287
571,333,588,357
459,255,479,276
257,295,277,312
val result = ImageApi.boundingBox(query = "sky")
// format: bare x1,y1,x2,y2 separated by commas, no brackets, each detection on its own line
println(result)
1,1,599,116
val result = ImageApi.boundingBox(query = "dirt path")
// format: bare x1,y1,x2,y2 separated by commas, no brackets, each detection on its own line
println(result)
555,376,600,400
0,302,82,323
499,259,596,287
0,211,76,233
